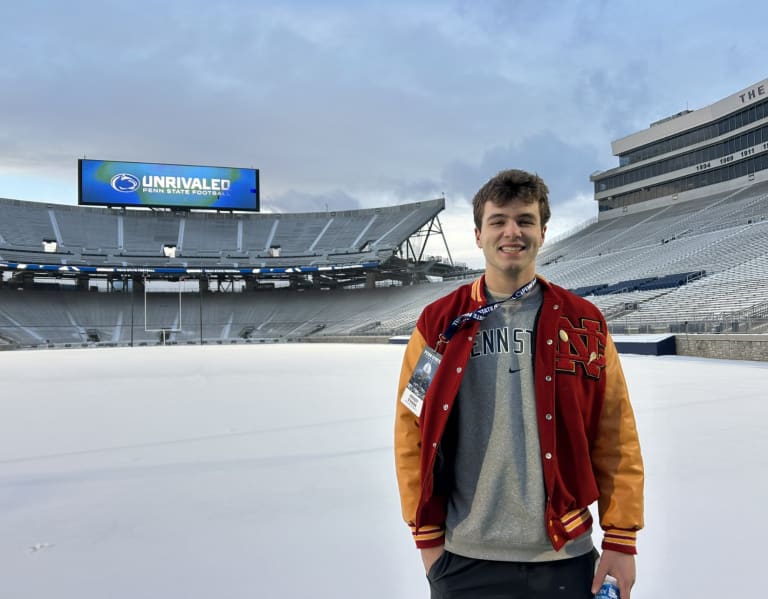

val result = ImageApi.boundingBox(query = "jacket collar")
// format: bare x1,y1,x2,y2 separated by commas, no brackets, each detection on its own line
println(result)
473,273,554,305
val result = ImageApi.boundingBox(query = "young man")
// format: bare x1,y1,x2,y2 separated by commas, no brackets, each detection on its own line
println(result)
394,169,644,598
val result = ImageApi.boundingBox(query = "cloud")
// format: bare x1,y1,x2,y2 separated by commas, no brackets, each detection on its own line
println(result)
1,1,612,199
390,178,445,203
441,131,600,208
574,62,654,143
266,189,362,213
2,0,767,235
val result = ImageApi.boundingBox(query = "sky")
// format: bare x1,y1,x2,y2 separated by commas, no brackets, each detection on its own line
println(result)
1,343,766,598
2,0,768,266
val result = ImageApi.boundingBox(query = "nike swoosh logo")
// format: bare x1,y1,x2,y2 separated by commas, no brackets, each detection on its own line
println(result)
508,368,521,374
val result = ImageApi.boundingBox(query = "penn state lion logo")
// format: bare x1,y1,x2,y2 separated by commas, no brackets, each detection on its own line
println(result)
555,317,606,379
110,173,140,192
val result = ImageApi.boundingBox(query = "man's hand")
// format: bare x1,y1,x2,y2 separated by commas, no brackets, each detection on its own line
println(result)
591,550,636,598
420,545,445,574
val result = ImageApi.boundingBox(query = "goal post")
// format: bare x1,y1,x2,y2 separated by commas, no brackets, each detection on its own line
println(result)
143,279,183,344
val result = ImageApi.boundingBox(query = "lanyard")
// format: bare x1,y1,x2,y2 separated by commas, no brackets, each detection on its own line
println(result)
435,278,537,352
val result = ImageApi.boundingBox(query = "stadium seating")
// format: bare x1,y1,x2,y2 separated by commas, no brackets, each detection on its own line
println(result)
0,197,444,268
1,182,767,347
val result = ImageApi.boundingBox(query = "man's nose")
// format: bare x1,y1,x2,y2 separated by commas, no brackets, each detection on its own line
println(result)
503,222,521,237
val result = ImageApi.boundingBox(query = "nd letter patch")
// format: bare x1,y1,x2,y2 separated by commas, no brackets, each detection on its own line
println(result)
555,317,606,379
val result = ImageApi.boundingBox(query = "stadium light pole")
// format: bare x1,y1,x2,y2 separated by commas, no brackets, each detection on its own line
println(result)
130,276,134,347
198,277,204,345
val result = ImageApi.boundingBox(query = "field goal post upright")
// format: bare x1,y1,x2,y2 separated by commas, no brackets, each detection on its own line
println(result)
143,277,183,345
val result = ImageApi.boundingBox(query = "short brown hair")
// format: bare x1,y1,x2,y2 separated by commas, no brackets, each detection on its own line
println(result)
472,169,551,230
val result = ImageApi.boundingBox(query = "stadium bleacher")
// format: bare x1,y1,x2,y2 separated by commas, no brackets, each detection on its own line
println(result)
0,197,445,269
1,181,767,348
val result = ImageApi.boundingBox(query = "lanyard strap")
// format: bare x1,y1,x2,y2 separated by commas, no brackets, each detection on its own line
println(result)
436,278,537,351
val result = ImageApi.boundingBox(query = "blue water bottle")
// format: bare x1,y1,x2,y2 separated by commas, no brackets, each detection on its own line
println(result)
595,575,620,599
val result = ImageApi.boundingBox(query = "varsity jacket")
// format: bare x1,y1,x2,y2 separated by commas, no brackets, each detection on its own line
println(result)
394,275,644,555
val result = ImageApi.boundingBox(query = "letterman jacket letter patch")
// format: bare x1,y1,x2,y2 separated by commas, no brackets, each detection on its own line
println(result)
555,317,606,379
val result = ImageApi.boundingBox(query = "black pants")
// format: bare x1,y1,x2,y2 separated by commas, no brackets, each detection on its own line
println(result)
427,549,599,599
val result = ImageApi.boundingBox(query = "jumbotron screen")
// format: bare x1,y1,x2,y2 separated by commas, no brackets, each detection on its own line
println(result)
78,159,260,211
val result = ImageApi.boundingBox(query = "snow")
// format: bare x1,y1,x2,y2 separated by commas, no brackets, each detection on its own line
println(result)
1,344,765,598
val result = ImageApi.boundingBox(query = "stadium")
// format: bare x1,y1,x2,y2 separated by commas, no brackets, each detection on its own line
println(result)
1,79,768,360
2,80,768,599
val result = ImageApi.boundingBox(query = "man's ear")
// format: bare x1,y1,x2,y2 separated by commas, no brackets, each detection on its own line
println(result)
541,225,547,244
474,227,481,248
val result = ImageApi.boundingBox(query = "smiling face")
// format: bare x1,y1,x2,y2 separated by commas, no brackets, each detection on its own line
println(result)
474,198,546,295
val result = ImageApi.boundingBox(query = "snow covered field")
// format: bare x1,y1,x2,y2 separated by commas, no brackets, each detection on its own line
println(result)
1,344,765,598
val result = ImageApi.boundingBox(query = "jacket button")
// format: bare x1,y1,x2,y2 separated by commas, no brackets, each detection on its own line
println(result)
456,367,462,374
546,339,553,345
443,404,449,411
467,336,473,341
553,304,559,310
433,442,438,448
559,330,569,342
545,413,553,421
545,375,552,382
553,534,559,542
544,452,552,459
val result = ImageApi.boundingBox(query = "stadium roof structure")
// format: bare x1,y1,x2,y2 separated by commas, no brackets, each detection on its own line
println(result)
0,197,460,288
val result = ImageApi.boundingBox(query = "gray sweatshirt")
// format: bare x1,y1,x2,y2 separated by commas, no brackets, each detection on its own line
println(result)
444,285,593,561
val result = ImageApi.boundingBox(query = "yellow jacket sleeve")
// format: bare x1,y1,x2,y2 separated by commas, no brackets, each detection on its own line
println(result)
394,328,445,546
591,333,645,553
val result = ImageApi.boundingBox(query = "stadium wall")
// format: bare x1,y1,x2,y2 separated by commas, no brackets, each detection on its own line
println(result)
303,336,391,345
675,333,768,362
1,333,767,361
